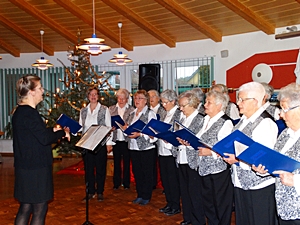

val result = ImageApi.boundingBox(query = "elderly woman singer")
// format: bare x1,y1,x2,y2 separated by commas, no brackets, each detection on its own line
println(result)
255,83,300,225
109,88,134,190
195,90,234,225
223,81,278,225
157,89,181,216
126,89,157,205
175,91,206,225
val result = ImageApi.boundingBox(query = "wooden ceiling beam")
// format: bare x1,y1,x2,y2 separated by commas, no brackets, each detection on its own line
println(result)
53,0,133,51
155,0,222,42
218,0,275,35
102,0,176,48
0,13,53,56
9,0,78,54
0,38,20,57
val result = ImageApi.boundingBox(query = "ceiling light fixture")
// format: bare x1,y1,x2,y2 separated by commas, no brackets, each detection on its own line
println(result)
109,22,132,66
78,0,110,55
32,30,53,70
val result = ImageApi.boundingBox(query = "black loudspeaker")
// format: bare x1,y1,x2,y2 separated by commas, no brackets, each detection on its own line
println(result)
138,64,161,92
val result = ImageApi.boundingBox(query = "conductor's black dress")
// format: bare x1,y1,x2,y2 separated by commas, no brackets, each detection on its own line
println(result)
12,105,65,203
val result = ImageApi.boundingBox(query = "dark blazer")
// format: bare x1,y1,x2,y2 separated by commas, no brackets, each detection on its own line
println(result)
12,105,65,170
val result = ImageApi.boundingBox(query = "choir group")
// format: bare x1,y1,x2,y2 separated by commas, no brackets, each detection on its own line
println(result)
79,81,300,225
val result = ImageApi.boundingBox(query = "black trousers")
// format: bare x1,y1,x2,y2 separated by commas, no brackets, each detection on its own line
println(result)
158,155,180,210
178,164,206,225
234,184,278,225
83,145,107,195
130,149,155,200
200,169,233,225
113,141,130,188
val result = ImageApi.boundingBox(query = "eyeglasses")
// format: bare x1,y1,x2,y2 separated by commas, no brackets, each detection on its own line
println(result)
134,97,146,101
162,101,169,105
89,93,98,96
280,105,300,114
237,97,255,103
179,103,189,108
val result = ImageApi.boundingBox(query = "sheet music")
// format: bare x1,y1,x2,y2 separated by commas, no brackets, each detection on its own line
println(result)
76,125,112,150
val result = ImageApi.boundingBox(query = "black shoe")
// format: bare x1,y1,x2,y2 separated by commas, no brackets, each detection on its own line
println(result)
97,194,104,202
124,186,130,190
159,205,170,213
132,197,142,204
139,199,150,205
180,221,192,225
81,194,95,203
164,208,181,216
113,186,119,190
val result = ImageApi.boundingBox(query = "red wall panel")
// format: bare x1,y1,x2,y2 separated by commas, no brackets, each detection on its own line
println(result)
226,49,299,101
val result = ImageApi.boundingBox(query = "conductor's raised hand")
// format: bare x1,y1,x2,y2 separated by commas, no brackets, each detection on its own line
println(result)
63,127,71,142
53,124,62,132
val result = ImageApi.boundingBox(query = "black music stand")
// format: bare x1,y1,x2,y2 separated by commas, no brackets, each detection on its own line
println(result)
82,149,93,225
76,125,112,225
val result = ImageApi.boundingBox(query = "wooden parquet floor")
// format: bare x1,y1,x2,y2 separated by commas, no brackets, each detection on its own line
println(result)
0,156,236,225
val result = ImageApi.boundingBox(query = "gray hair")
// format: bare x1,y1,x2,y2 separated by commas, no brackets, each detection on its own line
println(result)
179,91,199,109
238,82,265,107
191,88,204,102
148,89,160,97
260,82,274,101
160,89,177,103
116,88,130,99
206,90,229,112
212,84,228,94
277,83,300,107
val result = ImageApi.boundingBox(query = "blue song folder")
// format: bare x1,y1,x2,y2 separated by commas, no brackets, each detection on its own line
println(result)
155,131,181,146
236,135,300,175
56,114,82,134
111,115,125,129
116,119,146,136
222,130,300,175
140,118,172,137
154,120,200,147
208,130,253,157
170,125,237,156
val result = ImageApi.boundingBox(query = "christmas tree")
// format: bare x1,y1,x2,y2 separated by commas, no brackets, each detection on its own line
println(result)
45,33,116,155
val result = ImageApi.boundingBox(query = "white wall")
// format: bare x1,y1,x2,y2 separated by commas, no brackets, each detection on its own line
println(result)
1,26,300,85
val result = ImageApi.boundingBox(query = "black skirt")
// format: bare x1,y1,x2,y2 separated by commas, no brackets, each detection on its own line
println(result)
14,165,53,203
